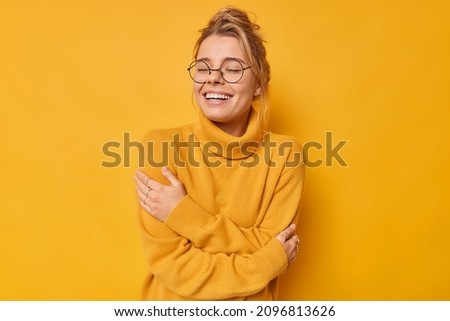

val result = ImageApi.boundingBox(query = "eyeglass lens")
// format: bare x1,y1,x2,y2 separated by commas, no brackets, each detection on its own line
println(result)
188,59,246,83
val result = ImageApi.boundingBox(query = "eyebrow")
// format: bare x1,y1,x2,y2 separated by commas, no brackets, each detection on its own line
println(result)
197,57,248,65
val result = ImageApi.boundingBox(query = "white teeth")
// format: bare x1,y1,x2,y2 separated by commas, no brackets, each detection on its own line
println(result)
205,93,231,100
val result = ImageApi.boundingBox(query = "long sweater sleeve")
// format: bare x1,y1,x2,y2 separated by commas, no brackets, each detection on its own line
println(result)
164,158,304,255
138,207,288,300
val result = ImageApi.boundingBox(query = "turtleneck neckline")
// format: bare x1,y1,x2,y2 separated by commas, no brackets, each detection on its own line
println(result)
193,107,263,160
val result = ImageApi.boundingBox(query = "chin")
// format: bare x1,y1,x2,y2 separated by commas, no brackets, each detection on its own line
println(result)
200,105,231,122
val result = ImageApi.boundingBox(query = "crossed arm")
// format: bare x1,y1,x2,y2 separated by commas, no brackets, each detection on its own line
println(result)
134,155,303,299
135,167,301,260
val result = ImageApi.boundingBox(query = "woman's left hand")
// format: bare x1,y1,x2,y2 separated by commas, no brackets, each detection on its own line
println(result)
134,167,186,222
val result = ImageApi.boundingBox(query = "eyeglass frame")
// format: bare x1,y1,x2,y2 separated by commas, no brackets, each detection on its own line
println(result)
187,58,252,84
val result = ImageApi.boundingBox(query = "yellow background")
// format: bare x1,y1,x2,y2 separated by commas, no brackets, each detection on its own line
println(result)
1,0,449,300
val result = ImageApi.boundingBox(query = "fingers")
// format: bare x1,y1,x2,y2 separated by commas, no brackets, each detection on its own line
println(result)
286,234,299,250
290,234,300,245
290,234,300,253
134,178,151,206
274,223,300,266
286,234,300,265
283,223,296,239
161,166,180,187
134,170,160,191
135,168,179,189
134,170,148,184
134,169,185,221
139,196,152,213
276,223,296,242
134,171,159,213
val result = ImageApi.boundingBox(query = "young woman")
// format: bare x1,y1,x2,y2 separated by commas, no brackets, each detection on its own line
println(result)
134,7,304,300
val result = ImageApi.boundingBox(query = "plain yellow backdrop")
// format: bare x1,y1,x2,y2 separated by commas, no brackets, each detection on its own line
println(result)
1,0,449,300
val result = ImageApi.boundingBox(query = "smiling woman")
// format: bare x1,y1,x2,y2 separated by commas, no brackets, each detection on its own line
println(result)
134,7,304,300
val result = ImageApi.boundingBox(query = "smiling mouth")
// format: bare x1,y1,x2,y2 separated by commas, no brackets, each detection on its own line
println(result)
204,93,233,100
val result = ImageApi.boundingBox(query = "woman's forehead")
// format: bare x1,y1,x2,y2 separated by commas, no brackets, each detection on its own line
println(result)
197,35,246,61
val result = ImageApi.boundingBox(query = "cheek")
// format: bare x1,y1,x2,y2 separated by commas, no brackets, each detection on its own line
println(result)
193,84,204,105
193,83,203,94
234,83,256,100
237,76,258,97
193,85,201,101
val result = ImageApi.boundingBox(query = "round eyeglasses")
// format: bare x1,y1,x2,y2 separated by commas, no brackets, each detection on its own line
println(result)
187,58,252,84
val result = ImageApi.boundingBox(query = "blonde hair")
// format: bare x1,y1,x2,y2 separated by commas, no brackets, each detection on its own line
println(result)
193,7,271,128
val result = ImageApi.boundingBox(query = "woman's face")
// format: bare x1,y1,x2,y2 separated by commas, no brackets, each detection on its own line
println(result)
194,34,261,136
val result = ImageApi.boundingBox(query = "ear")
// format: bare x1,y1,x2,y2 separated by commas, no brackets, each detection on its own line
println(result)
253,85,262,99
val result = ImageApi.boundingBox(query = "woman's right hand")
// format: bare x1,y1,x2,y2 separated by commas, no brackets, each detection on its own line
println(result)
275,224,299,266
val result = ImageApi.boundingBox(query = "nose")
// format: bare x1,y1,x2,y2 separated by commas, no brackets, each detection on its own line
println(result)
206,68,224,84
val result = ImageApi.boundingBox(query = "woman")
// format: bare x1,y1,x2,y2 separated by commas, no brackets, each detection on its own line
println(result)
134,7,304,300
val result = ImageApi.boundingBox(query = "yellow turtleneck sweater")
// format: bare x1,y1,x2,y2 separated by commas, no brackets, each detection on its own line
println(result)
138,107,305,300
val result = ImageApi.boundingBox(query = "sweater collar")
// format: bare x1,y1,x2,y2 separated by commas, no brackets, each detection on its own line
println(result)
193,107,263,160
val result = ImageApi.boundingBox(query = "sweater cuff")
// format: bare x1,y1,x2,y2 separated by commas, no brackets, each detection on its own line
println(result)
164,195,213,242
252,238,289,280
